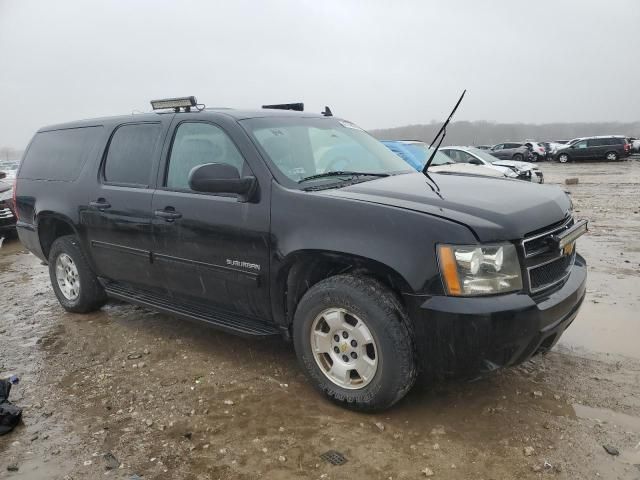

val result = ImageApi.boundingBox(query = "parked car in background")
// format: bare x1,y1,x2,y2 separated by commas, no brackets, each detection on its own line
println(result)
489,142,532,162
630,138,640,153
0,171,16,235
382,141,508,178
555,136,630,163
441,146,544,183
523,141,547,161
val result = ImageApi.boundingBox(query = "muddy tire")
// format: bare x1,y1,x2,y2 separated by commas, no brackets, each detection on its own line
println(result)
48,235,107,313
558,153,570,163
293,274,416,411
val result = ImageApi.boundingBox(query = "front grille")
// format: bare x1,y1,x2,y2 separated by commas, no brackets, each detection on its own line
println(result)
528,253,574,292
523,216,574,257
522,215,576,293
0,207,14,219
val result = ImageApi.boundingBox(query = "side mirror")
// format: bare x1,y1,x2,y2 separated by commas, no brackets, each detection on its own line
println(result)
188,163,257,202
469,158,483,165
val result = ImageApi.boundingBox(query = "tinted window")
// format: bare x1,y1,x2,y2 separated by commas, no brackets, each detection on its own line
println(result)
166,122,246,190
587,138,605,147
103,123,162,185
19,126,103,181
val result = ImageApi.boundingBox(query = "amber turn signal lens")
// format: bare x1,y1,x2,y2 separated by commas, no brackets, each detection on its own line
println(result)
438,245,462,296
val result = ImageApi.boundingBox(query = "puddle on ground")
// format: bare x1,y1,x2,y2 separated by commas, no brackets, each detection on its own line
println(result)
574,404,640,466
574,404,640,432
558,270,640,360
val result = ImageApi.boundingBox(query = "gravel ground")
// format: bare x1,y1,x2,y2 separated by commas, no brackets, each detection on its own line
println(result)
1,158,639,480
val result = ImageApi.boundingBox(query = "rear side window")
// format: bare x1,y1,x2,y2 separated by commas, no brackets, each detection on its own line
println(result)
587,138,604,147
103,123,162,186
19,126,103,181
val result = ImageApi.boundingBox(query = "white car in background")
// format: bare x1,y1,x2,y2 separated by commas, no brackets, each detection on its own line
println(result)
440,146,544,183
523,140,548,161
382,141,508,179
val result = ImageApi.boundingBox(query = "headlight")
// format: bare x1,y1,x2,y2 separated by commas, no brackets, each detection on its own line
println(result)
437,243,522,296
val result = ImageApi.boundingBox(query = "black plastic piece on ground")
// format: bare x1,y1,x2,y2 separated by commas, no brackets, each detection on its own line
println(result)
320,450,348,465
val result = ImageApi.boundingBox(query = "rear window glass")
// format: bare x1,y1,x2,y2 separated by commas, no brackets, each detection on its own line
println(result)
19,126,103,181
103,123,162,186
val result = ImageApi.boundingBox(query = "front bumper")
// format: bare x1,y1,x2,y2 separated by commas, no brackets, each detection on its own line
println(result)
404,253,587,379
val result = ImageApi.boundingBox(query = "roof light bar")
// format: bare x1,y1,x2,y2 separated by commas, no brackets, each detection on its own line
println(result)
150,96,197,111
262,102,304,112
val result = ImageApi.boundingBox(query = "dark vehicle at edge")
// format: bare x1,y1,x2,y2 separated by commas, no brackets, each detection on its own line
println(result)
14,98,588,410
555,135,631,163
0,172,16,235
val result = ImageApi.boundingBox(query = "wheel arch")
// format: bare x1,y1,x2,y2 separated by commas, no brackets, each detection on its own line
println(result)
272,249,413,330
36,212,81,261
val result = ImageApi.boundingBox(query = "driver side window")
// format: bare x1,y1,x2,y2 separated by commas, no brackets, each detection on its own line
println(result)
574,140,588,149
166,122,246,190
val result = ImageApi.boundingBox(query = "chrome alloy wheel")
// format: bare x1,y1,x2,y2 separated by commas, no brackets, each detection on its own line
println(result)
310,308,378,389
55,253,80,301
558,153,569,163
606,152,618,161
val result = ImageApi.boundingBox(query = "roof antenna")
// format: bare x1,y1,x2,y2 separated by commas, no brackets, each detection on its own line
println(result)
322,106,333,117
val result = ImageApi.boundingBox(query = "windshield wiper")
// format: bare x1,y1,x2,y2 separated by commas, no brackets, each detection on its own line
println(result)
298,171,390,184
422,89,466,174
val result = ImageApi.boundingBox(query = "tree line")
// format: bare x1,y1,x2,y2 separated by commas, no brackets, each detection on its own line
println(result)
370,120,640,145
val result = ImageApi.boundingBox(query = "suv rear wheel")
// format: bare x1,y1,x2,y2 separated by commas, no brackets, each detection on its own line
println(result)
49,235,107,313
293,274,416,411
558,153,570,163
605,151,618,161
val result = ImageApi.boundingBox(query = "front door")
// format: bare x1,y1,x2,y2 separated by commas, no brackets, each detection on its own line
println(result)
151,120,271,320
571,139,589,160
82,121,167,290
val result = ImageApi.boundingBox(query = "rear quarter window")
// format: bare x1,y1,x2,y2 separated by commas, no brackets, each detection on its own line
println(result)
19,126,103,181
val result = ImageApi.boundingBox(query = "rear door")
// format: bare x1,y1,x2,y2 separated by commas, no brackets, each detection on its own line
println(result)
586,138,605,159
82,120,169,290
151,119,272,319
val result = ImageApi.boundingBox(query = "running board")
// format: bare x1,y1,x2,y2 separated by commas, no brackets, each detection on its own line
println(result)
104,282,279,337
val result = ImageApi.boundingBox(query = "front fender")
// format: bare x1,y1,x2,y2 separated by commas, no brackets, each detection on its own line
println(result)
270,183,477,294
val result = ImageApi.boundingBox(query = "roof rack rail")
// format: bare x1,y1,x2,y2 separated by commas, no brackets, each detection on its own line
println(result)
262,103,304,112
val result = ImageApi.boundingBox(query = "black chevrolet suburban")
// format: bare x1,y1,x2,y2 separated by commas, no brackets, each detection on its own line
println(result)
15,98,588,410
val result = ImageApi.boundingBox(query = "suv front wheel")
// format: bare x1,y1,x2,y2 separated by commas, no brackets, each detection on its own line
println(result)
558,153,570,163
293,274,416,411
48,235,107,313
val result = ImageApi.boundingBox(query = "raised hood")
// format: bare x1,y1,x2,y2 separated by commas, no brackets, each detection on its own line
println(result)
321,172,571,242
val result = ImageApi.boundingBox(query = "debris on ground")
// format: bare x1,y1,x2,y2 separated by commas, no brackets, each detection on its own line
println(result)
565,177,579,185
103,452,120,470
6,464,19,472
421,466,434,476
0,377,23,435
602,444,620,456
374,421,385,431
523,446,535,456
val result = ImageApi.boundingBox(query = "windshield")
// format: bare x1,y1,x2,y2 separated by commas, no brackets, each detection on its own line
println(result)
466,147,509,164
402,143,453,167
241,117,413,185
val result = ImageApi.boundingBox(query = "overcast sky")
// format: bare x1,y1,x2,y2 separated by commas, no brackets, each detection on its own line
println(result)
1,0,639,148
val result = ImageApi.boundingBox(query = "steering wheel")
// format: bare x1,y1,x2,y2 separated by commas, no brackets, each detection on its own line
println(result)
325,156,351,172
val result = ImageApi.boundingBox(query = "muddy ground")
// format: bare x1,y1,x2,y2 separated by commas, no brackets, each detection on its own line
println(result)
1,159,640,480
